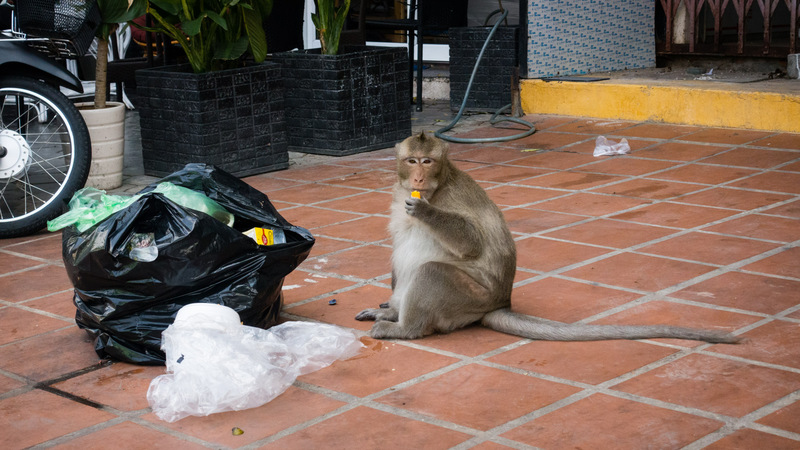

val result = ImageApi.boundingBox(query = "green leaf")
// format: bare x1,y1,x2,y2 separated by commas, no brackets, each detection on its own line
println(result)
182,15,204,36
214,36,249,60
148,0,182,16
205,10,228,30
243,7,267,62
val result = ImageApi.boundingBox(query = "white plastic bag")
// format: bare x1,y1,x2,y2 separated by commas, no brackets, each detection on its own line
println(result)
593,136,631,157
146,304,363,422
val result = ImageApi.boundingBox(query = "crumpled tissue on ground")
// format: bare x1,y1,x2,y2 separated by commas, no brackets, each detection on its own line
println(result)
593,135,631,157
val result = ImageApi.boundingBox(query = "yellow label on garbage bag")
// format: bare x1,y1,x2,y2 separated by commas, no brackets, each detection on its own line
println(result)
244,227,275,246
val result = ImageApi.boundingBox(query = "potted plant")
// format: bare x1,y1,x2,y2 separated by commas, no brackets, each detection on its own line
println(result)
78,0,146,189
272,0,411,156
134,0,289,177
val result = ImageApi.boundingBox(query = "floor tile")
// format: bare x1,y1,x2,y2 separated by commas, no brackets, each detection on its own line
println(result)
242,175,307,193
674,187,791,210
681,128,772,145
590,178,705,199
0,389,115,449
1,233,64,262
21,291,77,318
0,373,25,394
708,319,800,369
303,236,358,259
300,245,392,280
485,185,565,207
633,142,730,162
144,386,346,448
702,214,800,242
0,265,73,303
488,340,677,384
649,164,758,184
0,307,70,345
514,237,611,272
513,130,593,151
323,169,396,189
261,406,471,449
615,123,701,139
612,353,800,417
315,216,390,243
762,199,800,218
286,284,391,331
518,171,626,190
502,393,722,449
512,151,597,170
0,327,100,382
757,398,800,434
54,421,207,450
266,183,365,205
542,219,677,248
298,341,459,397
700,147,799,168
563,253,716,292
278,206,362,230
610,202,739,228
454,145,531,164
704,428,800,450
549,118,635,135
741,247,800,278
53,363,164,411
672,272,800,315
409,325,521,357
531,192,651,216
638,232,781,265
751,133,800,149
510,277,639,323
377,364,580,431
522,114,577,131
728,171,800,194
314,191,393,215
465,165,547,183
501,208,585,234
0,252,42,275
281,270,356,305
579,157,681,177
271,164,367,183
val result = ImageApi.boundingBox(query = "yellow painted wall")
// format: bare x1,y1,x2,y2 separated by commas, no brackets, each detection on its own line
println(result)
520,79,800,133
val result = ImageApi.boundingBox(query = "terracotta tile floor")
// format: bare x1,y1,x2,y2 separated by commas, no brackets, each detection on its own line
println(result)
2,110,800,449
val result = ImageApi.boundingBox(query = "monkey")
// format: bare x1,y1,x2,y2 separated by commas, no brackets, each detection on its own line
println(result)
355,132,739,344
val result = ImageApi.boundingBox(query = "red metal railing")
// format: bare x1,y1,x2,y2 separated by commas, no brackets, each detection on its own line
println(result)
657,0,799,57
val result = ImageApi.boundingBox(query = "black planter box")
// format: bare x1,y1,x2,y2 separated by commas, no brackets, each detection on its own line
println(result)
273,47,411,156
135,63,288,177
449,27,518,112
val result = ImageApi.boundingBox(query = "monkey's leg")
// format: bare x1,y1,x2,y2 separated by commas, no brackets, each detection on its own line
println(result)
370,262,489,339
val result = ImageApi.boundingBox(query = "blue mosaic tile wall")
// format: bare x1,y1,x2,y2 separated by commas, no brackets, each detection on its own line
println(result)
525,0,655,78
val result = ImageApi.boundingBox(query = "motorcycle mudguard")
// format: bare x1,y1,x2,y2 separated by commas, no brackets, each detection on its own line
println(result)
0,41,84,93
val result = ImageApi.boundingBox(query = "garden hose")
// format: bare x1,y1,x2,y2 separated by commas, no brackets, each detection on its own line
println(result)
434,9,536,143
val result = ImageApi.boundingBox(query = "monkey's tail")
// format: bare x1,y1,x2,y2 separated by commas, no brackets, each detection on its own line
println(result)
481,308,740,344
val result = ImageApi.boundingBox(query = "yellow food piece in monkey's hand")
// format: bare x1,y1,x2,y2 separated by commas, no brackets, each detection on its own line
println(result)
411,191,421,199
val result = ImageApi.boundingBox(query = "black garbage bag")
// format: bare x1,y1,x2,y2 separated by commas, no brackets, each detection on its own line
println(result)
62,164,314,365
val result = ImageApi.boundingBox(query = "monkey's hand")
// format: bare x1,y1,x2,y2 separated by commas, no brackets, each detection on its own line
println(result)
405,196,431,217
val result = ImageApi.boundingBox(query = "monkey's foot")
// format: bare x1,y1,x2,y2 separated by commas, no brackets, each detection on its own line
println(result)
369,321,423,340
355,307,399,322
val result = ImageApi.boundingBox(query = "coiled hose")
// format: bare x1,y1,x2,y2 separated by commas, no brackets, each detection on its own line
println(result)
434,9,536,143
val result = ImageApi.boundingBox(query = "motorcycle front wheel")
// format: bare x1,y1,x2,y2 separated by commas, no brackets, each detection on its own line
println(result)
0,75,91,238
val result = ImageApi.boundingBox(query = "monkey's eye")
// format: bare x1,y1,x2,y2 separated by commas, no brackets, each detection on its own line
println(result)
420,158,434,165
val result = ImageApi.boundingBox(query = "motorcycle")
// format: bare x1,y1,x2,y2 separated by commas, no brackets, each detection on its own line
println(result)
0,0,97,238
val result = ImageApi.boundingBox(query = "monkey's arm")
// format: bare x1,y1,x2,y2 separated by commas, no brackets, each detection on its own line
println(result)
405,197,483,259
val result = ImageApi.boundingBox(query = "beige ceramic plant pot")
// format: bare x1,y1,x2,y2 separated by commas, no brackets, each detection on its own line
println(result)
76,102,125,190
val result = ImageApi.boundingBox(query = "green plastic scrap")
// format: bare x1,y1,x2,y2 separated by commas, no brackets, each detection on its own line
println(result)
47,182,234,233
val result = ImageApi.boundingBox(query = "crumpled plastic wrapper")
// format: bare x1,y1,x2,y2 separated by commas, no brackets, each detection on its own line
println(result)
147,304,363,422
593,136,631,156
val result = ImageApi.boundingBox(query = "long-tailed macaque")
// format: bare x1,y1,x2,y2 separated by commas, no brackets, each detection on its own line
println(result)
355,132,739,344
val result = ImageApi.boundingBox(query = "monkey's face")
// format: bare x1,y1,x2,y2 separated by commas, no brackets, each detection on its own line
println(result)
399,155,442,197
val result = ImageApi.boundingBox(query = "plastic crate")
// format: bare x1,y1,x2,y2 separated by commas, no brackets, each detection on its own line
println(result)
16,0,101,58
